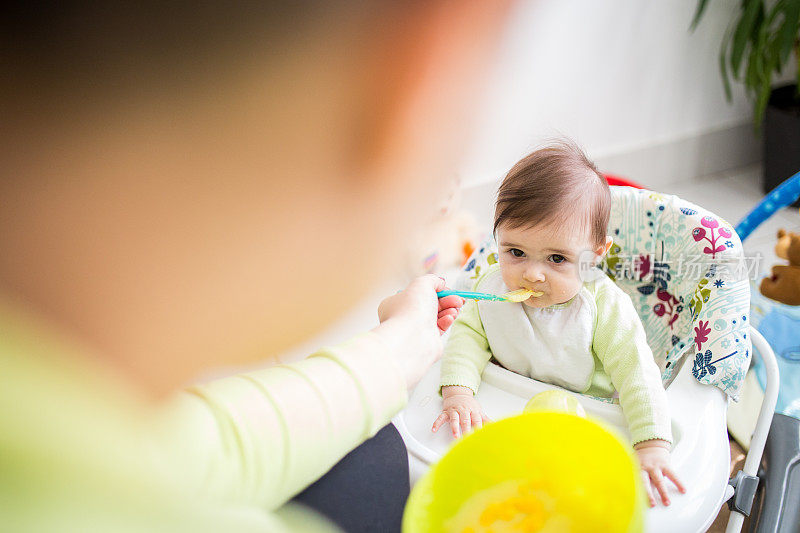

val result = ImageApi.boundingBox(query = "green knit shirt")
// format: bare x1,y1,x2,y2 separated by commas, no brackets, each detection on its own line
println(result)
441,264,672,446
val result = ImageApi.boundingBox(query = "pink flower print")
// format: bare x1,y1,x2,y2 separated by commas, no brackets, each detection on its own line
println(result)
653,288,682,329
693,217,730,258
693,227,706,241
635,254,651,280
700,216,719,229
694,320,711,351
657,288,672,302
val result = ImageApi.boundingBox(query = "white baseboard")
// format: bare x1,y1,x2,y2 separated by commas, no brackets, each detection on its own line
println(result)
593,121,762,189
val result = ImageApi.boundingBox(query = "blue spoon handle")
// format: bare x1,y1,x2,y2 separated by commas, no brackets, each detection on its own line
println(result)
437,290,507,301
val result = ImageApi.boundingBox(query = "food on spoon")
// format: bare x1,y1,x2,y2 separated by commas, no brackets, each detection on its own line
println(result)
502,288,543,302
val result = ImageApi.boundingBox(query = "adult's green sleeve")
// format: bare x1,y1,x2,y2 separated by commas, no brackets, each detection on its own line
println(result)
158,332,408,511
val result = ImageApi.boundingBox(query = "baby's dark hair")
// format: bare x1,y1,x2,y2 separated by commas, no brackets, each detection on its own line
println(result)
493,139,611,247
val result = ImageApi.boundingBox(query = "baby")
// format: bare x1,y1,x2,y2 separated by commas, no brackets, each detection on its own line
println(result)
432,140,685,507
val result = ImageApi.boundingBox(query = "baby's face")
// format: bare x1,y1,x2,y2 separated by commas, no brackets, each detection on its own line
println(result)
497,222,606,308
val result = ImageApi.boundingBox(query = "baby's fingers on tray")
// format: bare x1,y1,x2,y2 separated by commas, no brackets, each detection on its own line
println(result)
663,466,686,493
641,471,656,507
432,412,449,432
650,470,670,506
470,411,483,431
458,408,471,435
450,410,461,438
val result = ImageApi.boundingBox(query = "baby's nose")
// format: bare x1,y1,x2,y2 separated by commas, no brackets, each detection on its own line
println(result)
523,265,545,283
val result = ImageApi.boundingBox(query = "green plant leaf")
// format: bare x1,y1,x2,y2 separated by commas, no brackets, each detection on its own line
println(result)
690,0,711,30
757,38,781,126
776,0,800,65
797,37,800,87
747,20,772,127
754,13,770,84
744,40,760,98
754,66,772,125
769,31,784,78
765,1,785,72
731,0,764,77
719,26,734,101
698,0,800,129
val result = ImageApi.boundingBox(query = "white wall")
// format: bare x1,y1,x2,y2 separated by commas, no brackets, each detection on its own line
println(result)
459,0,756,188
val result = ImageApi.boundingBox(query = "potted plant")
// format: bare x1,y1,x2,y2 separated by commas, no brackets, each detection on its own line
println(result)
692,0,800,202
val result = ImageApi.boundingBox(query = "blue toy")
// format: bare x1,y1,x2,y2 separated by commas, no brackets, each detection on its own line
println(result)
735,170,800,241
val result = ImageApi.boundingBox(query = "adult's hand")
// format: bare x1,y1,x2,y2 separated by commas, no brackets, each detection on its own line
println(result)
374,275,464,389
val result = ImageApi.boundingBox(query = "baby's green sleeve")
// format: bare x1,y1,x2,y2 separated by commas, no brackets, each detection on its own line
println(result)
591,282,673,446
440,300,493,395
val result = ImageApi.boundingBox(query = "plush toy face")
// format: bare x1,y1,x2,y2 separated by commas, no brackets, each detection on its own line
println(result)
762,229,800,306
775,229,800,265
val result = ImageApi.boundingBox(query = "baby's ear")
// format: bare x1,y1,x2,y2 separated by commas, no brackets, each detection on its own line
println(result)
594,236,613,258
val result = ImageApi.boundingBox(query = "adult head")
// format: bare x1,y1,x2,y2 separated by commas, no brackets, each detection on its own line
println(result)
0,2,511,394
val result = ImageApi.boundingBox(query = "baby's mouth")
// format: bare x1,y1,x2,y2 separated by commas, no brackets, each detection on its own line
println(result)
503,288,545,302
526,290,545,301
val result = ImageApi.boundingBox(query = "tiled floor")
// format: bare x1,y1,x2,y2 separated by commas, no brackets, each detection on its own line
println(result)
649,164,800,278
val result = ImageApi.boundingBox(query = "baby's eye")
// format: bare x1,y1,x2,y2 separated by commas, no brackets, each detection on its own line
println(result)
549,254,566,264
508,248,525,258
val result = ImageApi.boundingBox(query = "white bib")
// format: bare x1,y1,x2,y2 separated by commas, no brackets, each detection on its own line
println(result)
476,269,597,392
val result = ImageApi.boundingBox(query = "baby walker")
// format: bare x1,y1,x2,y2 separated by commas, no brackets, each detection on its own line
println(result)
395,181,797,532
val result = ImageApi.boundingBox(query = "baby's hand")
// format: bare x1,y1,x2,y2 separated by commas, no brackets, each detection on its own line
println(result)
432,385,491,438
634,440,686,507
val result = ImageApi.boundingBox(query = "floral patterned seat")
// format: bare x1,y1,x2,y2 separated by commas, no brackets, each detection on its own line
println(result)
454,186,751,400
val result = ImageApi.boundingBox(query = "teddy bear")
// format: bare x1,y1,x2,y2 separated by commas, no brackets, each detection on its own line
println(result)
760,228,800,306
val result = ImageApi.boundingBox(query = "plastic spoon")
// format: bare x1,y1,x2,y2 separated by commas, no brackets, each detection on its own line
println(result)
436,288,542,302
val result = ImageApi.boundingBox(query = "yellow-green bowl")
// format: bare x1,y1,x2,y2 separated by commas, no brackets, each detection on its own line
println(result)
403,412,643,533
524,390,586,417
